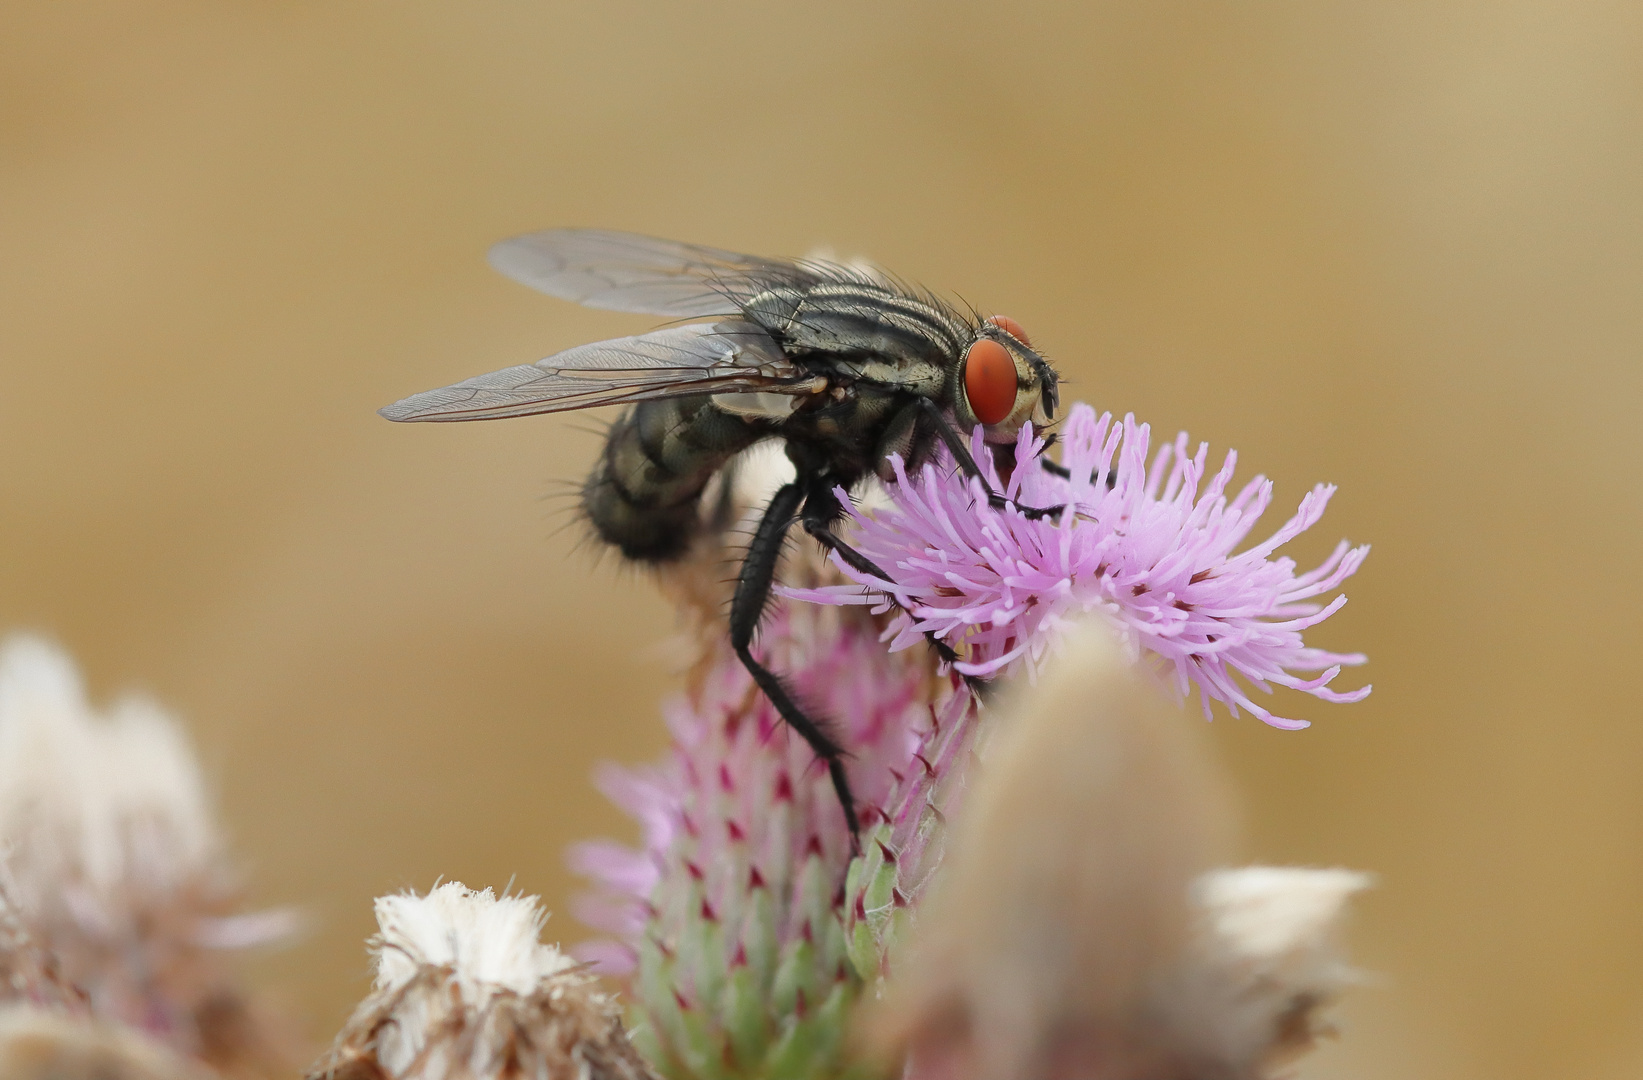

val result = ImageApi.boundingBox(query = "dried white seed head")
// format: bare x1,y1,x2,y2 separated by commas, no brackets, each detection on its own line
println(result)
373,884,578,1004
1173,866,1372,1072
0,882,86,1014
310,883,656,1080
0,635,220,916
0,635,297,1075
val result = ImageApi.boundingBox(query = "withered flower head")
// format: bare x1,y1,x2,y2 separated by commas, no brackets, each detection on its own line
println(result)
0,634,297,1077
0,1007,214,1080
308,883,657,1080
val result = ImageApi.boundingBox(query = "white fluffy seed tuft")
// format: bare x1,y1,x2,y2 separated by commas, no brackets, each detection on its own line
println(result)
373,883,576,1002
1172,866,1373,1075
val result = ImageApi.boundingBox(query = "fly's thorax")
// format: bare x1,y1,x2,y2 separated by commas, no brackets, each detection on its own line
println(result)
742,281,970,369
772,385,909,483
830,355,947,398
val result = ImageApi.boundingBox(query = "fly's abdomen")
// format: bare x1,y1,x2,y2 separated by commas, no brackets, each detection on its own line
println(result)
583,395,766,562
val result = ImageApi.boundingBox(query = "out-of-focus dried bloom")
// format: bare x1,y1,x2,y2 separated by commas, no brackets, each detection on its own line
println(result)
0,888,88,1015
571,449,975,1079
307,883,655,1080
1183,867,1371,1072
872,621,1367,1080
0,635,298,1077
0,1007,214,1080
785,404,1371,729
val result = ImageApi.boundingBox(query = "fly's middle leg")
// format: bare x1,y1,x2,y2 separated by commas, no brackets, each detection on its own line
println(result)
801,479,981,689
728,480,862,846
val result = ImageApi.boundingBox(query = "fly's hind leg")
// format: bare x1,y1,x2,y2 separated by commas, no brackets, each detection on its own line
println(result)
729,480,862,845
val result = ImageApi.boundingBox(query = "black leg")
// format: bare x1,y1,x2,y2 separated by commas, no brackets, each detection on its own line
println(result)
801,480,985,693
915,399,1065,520
1040,458,1118,489
799,483,896,583
729,481,862,845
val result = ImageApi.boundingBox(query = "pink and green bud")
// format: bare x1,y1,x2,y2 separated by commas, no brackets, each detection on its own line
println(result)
572,596,965,1079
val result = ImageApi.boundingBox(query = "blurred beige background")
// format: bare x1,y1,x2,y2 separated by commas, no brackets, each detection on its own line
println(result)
3,2,1641,1077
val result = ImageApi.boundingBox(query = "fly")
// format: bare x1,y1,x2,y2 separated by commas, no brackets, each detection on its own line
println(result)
381,229,1063,843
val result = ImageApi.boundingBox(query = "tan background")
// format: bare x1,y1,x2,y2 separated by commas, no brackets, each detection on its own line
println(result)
3,3,1641,1077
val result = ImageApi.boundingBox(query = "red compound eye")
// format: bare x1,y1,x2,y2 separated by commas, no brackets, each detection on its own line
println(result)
964,338,1017,426
987,315,1031,346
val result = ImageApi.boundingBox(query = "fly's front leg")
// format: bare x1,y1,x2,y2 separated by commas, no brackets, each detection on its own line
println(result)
1040,458,1118,489
915,398,1065,520
730,480,862,844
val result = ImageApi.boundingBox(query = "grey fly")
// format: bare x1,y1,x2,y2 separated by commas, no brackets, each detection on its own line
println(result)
381,229,1063,843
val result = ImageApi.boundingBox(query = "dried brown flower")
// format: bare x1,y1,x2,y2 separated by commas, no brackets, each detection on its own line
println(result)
0,1006,215,1080
309,884,658,1080
0,635,299,1079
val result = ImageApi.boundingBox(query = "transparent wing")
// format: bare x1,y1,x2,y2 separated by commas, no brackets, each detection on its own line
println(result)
380,320,814,422
487,229,810,317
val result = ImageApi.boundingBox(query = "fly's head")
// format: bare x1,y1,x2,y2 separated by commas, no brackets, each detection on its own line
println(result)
952,315,1060,444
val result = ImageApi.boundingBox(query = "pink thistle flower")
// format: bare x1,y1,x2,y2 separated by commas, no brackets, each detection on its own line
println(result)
572,406,1371,1076
781,403,1370,729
